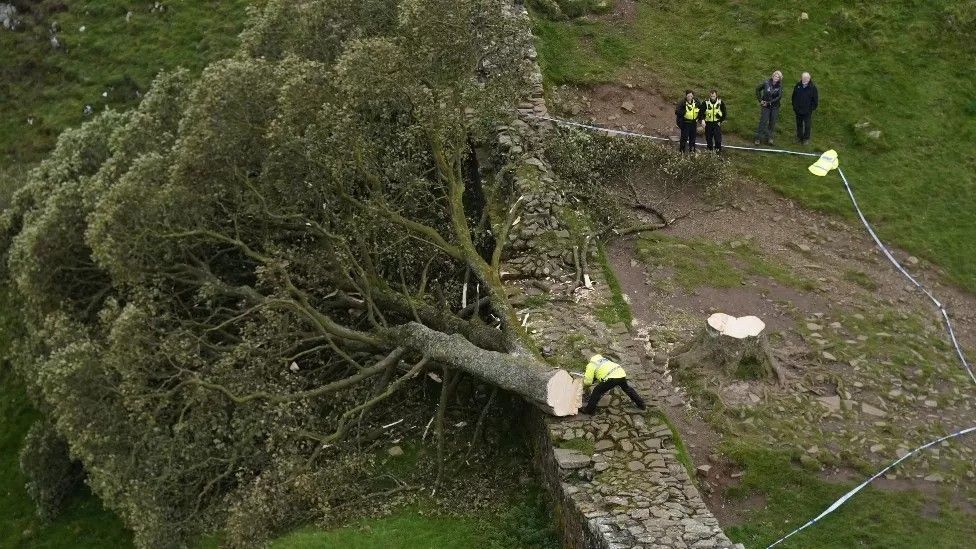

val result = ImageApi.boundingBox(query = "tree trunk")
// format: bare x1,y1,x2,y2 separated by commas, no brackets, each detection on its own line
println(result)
672,313,785,383
394,322,583,416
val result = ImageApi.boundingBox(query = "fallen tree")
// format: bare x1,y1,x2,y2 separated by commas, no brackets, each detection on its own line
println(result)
0,1,579,545
396,322,582,415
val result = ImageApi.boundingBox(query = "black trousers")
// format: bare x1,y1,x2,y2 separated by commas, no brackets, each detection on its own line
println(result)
755,106,778,143
679,121,697,152
795,112,812,141
705,122,722,151
581,378,646,414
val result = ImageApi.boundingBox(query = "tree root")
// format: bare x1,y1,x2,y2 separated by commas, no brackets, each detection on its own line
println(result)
627,179,670,226
760,338,789,386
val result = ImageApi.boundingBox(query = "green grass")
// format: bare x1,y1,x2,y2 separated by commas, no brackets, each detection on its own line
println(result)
269,513,487,549
269,490,557,549
0,0,260,169
0,366,132,549
842,269,879,291
648,411,696,481
556,437,595,455
723,444,974,548
637,233,743,290
594,242,633,327
636,233,815,291
532,1,976,292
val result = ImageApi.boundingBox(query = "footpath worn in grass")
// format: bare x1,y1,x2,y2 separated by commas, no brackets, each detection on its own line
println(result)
0,0,259,169
723,444,973,549
532,0,976,292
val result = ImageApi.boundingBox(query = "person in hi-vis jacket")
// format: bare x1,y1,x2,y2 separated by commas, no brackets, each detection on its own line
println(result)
674,90,704,153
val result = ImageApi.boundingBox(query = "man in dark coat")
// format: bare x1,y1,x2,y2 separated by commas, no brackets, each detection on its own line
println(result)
754,70,783,145
791,72,819,144
675,90,703,153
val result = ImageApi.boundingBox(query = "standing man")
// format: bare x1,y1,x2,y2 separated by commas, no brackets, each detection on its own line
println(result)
754,70,783,145
580,354,646,415
703,89,727,153
675,90,703,153
791,72,819,144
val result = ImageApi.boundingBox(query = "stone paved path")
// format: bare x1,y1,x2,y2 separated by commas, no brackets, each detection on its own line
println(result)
521,272,740,549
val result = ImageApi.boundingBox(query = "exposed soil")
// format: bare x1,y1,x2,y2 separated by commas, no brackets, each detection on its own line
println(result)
557,83,679,138
593,0,638,24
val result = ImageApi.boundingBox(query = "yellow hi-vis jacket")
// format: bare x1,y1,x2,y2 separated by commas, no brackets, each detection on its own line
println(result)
583,355,627,387
808,149,839,176
703,99,723,122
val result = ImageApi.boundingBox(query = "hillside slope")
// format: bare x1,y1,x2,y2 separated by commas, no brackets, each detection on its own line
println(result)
531,0,976,292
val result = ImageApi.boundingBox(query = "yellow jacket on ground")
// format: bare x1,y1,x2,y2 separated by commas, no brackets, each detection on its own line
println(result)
808,149,839,176
583,355,627,387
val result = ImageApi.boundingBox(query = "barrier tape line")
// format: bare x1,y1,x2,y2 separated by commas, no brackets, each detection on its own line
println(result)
527,113,976,547
530,114,821,157
765,425,976,548
838,167,976,385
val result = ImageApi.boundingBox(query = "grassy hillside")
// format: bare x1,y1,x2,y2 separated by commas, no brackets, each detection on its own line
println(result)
724,445,973,549
532,0,976,292
0,0,259,169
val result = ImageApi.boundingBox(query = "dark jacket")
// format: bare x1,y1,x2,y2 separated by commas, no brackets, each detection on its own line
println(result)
675,99,704,126
791,80,819,115
702,98,727,123
755,79,783,108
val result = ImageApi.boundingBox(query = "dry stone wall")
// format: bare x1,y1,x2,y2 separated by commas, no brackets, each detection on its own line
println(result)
494,3,577,280
501,4,740,547
516,272,739,549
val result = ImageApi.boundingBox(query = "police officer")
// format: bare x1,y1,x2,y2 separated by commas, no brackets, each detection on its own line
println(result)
580,354,646,415
674,90,703,153
703,89,727,153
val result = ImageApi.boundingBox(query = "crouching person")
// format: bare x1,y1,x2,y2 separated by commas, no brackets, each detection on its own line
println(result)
580,354,647,415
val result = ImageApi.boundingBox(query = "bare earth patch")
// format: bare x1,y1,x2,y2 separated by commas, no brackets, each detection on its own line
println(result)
554,83,679,138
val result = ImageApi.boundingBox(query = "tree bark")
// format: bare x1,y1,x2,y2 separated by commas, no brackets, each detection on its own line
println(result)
393,322,582,416
672,314,785,384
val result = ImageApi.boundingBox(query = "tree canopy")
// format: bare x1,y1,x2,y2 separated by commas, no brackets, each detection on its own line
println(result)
0,1,557,545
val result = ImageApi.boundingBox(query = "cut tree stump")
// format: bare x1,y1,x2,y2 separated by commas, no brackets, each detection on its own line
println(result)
671,313,786,384
396,322,584,416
